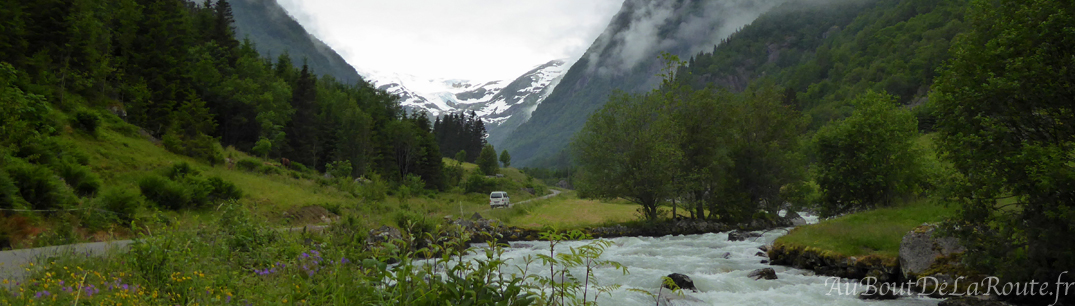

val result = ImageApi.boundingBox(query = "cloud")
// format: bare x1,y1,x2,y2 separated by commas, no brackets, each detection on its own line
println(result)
588,0,787,75
275,0,623,81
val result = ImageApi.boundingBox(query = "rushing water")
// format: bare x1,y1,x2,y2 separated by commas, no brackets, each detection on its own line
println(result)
468,217,942,306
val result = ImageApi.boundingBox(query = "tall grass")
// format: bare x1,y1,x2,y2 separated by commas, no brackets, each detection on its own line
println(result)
775,198,956,258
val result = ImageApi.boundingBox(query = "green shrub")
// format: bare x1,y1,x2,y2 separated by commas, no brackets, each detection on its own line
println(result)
359,173,388,202
6,162,71,211
291,161,310,173
0,168,16,209
138,175,191,210
96,187,143,224
464,172,497,194
178,175,212,208
166,161,199,180
258,164,283,175
393,210,438,246
54,162,101,196
236,158,260,171
71,109,100,134
207,176,242,202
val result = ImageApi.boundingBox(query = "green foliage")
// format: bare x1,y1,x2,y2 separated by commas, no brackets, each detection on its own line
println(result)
529,229,625,305
477,144,499,175
71,108,100,135
207,176,242,202
932,0,1075,293
95,186,144,224
0,62,53,150
138,175,191,210
163,95,224,165
6,161,71,211
454,150,467,164
235,158,260,171
813,91,923,217
166,161,200,180
54,161,102,197
358,172,388,203
326,160,352,180
464,172,498,194
251,138,271,158
0,167,17,210
573,91,677,220
500,149,511,167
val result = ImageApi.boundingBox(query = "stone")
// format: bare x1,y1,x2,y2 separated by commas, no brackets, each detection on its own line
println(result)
784,210,808,226
470,212,483,220
721,252,732,259
755,251,767,258
747,268,778,280
728,230,763,241
368,225,402,244
899,223,965,280
663,273,698,292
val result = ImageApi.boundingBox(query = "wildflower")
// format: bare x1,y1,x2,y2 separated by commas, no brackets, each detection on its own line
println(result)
226,295,232,303
301,252,309,259
34,290,50,298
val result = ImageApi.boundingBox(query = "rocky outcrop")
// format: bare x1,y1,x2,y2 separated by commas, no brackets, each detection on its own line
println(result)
728,230,763,241
747,268,778,280
663,273,698,292
899,223,965,280
768,243,899,282
368,225,403,245
556,180,573,190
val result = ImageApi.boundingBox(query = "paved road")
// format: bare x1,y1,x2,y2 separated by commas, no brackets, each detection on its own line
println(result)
0,240,132,285
0,189,566,284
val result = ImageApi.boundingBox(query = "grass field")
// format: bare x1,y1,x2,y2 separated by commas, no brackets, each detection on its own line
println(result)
483,191,642,229
775,198,957,258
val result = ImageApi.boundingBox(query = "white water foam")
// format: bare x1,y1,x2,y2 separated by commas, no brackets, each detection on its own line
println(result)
466,223,938,306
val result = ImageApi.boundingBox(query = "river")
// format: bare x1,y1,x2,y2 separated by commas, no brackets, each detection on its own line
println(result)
472,217,942,306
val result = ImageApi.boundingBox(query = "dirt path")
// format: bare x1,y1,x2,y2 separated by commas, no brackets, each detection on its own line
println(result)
480,188,562,213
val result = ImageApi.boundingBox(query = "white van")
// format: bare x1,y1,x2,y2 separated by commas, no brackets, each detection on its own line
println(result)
489,191,510,208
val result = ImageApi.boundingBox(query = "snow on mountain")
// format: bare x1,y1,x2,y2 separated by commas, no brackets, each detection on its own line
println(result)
359,59,568,147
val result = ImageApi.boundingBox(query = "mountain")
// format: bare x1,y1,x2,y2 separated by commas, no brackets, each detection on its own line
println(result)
230,0,363,85
501,0,788,167
361,59,568,148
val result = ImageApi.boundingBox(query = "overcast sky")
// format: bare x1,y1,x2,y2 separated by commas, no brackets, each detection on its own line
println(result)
275,0,625,81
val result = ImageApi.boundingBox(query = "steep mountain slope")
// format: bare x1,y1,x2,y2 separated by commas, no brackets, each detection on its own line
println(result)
363,59,568,148
502,0,787,167
230,0,363,85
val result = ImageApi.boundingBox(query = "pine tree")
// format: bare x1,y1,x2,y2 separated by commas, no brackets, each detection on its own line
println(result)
284,63,318,167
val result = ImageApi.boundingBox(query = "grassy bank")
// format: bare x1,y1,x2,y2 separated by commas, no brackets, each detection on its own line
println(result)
774,198,956,258
485,191,642,229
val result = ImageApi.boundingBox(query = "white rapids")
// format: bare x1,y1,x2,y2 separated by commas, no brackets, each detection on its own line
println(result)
464,217,941,306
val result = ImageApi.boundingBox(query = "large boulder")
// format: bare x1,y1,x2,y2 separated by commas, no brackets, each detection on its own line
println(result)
368,225,403,245
663,273,698,292
784,210,808,226
556,180,573,189
899,223,965,280
747,268,778,280
728,230,763,241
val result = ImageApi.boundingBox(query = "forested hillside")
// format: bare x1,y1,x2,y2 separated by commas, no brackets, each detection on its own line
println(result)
680,0,966,128
510,0,967,168
229,0,364,85
0,0,451,244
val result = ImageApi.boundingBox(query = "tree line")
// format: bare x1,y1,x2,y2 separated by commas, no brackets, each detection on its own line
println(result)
0,0,447,189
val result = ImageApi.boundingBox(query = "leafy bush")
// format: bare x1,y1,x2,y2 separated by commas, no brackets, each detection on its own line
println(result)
236,158,260,171
0,168,16,210
291,161,310,173
6,162,71,211
71,108,100,134
464,172,498,194
96,187,144,224
138,175,191,210
54,162,101,196
258,164,283,175
358,173,388,202
166,161,199,180
326,160,352,179
207,176,242,202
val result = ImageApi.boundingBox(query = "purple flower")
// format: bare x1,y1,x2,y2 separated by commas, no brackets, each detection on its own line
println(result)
341,258,350,265
121,284,129,291
226,296,232,303
58,280,64,286
34,291,50,298
301,252,309,259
